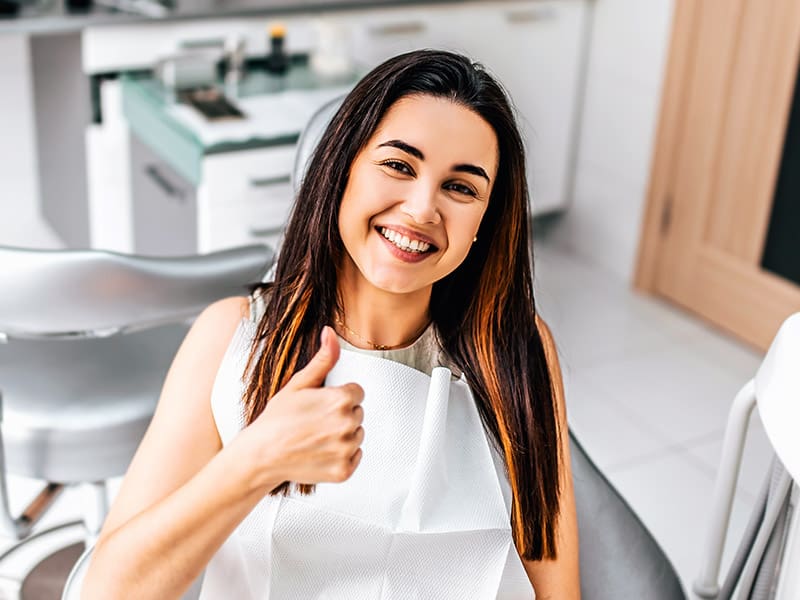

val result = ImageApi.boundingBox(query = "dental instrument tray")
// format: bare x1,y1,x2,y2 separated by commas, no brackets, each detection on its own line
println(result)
178,87,245,121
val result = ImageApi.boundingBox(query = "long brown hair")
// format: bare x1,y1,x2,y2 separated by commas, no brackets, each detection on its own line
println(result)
242,50,562,561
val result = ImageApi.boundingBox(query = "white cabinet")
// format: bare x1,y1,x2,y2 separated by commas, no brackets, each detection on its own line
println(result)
347,7,440,67
451,1,589,214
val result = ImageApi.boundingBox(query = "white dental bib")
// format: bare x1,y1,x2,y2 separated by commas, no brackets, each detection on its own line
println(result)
200,320,533,599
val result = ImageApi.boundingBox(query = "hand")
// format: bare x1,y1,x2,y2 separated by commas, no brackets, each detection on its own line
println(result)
243,326,365,488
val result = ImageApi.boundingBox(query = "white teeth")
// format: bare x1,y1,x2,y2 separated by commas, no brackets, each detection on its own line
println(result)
378,227,432,254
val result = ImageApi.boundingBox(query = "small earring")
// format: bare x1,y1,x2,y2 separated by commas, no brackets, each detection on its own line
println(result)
473,236,478,243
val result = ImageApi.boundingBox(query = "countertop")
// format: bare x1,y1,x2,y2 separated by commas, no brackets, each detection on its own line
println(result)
0,0,464,35
122,63,357,185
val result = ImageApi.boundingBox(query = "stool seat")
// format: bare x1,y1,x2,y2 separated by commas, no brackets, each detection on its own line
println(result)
0,323,188,483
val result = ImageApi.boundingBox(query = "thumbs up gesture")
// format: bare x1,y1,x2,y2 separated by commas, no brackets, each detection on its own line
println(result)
243,326,365,487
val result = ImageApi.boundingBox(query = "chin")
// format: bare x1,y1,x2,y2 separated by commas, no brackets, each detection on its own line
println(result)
367,274,431,296
373,281,423,295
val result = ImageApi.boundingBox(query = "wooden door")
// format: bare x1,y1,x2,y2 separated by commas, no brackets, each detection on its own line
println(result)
636,0,800,350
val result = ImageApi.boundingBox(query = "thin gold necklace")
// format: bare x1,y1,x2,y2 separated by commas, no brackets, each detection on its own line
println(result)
333,313,430,351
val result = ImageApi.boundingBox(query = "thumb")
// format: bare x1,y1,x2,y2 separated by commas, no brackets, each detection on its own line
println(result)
286,325,340,390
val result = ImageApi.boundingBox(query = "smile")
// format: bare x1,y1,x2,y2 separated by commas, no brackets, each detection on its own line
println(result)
378,227,434,254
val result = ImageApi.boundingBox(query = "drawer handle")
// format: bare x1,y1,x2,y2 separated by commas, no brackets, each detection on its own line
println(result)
249,225,284,237
145,165,186,203
505,7,556,24
249,174,292,188
368,21,426,37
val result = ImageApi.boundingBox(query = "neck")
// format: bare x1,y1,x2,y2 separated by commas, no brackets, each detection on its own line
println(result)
336,265,432,350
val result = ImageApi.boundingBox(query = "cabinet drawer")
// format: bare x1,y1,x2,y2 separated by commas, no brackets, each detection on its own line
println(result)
203,145,296,203
130,134,198,256
347,8,439,67
202,182,293,253
244,176,295,232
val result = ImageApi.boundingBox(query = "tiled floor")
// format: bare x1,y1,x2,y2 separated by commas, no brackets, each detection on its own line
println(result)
0,213,774,597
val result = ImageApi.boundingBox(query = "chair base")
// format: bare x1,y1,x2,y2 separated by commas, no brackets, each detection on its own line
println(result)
0,521,86,600
20,542,84,600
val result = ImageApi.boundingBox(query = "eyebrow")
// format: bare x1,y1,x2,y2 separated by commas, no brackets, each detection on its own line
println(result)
377,139,491,183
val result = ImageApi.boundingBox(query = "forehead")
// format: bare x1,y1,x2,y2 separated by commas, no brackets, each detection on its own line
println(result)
369,94,498,175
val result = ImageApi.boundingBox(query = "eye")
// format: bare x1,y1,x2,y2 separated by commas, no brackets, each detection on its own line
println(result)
444,181,478,197
378,159,414,176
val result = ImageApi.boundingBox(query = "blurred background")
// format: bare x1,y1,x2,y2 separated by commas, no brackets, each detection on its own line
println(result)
1,0,799,597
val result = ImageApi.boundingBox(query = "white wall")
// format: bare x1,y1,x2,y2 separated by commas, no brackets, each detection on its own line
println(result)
550,0,675,282
0,34,39,222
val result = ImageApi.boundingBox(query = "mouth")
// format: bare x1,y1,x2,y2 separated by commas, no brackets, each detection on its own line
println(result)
375,226,439,255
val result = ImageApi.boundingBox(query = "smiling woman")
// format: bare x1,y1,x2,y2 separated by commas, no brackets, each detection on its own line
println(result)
82,50,579,600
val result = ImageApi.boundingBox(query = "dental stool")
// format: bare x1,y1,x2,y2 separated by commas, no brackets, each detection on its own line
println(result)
0,243,273,598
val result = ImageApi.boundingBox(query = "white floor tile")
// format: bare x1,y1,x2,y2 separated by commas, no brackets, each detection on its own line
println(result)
606,449,757,593
685,412,774,500
565,372,674,471
676,324,764,382
577,340,755,445
534,246,678,371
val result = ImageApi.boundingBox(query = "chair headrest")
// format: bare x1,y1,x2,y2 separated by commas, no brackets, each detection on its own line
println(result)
292,96,345,194
755,312,800,482
0,244,274,339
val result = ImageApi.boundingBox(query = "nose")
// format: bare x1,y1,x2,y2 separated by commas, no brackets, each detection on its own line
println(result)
401,182,441,225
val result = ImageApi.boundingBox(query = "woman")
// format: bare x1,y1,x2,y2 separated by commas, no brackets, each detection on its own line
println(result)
83,49,579,599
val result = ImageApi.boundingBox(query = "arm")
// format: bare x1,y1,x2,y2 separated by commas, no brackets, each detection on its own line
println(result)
82,298,365,599
82,297,283,599
521,316,581,599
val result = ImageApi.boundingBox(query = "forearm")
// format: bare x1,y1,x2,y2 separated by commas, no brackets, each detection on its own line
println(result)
83,435,281,600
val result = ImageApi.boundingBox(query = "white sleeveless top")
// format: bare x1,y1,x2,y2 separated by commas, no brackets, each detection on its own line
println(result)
198,298,534,599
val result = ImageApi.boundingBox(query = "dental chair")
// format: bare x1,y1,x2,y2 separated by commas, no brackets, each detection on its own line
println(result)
0,243,273,598
695,312,800,599
62,95,687,600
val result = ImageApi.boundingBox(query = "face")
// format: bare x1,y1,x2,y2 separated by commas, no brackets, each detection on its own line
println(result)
337,94,499,298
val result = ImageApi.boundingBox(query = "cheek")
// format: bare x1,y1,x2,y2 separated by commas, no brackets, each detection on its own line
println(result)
340,171,390,222
441,208,487,267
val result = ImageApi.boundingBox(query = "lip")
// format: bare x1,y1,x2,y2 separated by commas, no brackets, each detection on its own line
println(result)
374,224,441,250
375,230,435,263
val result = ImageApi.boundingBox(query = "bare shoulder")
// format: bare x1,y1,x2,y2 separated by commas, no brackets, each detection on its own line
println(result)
534,314,567,434
177,296,250,355
165,296,253,393
535,314,558,357
194,295,250,333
